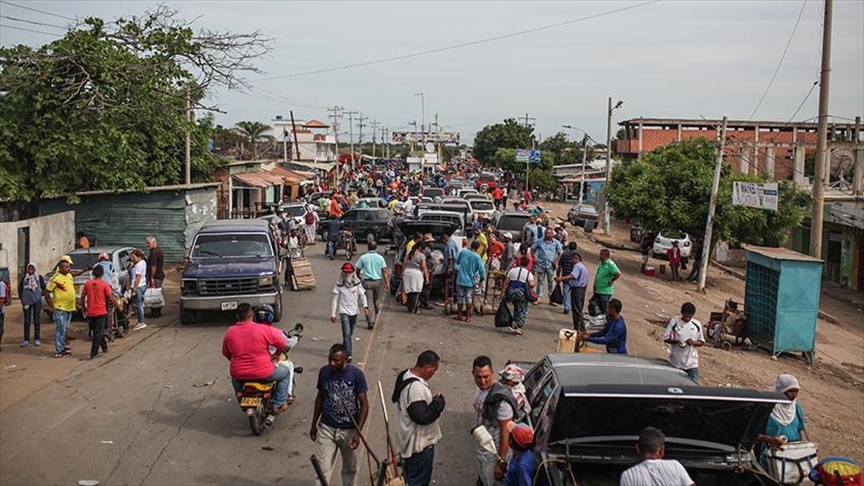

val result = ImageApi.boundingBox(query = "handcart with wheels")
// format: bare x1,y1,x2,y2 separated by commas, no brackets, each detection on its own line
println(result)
477,271,507,316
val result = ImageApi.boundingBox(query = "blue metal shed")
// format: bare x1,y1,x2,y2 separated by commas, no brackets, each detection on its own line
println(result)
743,245,823,363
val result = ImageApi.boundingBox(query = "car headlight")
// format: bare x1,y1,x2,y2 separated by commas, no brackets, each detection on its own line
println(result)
259,276,274,287
181,279,197,291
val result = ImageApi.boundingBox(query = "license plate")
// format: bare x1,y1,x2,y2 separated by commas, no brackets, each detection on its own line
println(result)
221,301,238,311
240,397,261,407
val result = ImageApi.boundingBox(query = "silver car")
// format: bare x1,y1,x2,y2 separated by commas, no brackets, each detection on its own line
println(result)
43,247,134,318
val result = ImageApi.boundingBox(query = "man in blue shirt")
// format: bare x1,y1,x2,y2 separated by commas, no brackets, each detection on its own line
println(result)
556,252,590,332
557,242,578,315
453,240,486,323
531,228,563,303
581,298,628,354
354,241,390,330
442,233,460,272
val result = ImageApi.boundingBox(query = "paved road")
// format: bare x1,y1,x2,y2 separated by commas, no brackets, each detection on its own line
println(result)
0,248,577,486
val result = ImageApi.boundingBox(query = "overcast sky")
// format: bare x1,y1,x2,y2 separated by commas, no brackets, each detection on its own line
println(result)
1,1,862,144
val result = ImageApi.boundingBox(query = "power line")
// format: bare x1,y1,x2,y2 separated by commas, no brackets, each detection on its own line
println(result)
748,0,809,121
251,0,662,82
246,86,328,110
0,14,67,30
0,0,75,21
0,22,61,37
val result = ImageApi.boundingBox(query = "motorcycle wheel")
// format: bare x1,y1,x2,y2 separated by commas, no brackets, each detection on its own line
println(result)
249,408,266,436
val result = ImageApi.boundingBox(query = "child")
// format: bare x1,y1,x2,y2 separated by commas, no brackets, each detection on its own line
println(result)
506,424,536,486
667,241,682,281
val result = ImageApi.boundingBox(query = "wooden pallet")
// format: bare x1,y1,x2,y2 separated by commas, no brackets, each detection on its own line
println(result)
290,257,316,290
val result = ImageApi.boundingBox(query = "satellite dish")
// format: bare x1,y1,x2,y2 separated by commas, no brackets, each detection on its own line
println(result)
425,142,435,154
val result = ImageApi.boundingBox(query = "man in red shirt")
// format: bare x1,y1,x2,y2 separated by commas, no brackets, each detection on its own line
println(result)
222,303,291,414
492,186,503,208
80,265,122,359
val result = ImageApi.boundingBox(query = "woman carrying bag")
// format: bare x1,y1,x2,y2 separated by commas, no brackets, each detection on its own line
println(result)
502,256,535,336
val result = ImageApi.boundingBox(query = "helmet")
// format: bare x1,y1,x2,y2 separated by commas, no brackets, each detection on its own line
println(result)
253,304,275,325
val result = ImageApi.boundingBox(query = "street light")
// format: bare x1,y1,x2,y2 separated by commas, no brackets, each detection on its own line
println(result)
604,98,624,234
562,125,595,206
414,92,425,145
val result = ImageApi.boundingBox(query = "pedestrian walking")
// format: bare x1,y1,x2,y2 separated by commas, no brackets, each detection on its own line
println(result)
129,249,148,330
663,302,705,383
402,241,428,314
580,298,628,354
500,233,517,271
620,427,694,486
557,242,577,315
310,343,369,486
326,217,342,260
145,236,164,317
18,263,45,347
393,350,445,486
43,255,76,358
419,234,436,310
453,241,486,323
503,257,535,335
667,241,682,281
472,356,517,486
354,241,389,329
80,265,122,359
330,263,369,363
593,249,621,312
304,203,319,245
555,252,590,332
531,228,563,303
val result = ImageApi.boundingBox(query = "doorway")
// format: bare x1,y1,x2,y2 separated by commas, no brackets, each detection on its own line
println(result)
17,226,30,276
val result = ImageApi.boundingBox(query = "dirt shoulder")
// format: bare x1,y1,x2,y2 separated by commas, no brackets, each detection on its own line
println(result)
545,202,864,463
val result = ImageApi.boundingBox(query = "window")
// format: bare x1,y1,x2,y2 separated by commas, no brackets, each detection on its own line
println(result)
192,233,273,258
530,374,557,425
342,211,358,221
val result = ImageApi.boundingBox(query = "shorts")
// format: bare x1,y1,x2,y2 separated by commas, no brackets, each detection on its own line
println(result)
455,285,473,304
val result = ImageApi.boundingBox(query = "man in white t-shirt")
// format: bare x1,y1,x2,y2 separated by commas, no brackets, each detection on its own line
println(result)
620,427,694,486
472,356,517,486
662,302,705,384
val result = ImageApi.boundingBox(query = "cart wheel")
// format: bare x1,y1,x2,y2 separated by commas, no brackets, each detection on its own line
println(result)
721,341,732,350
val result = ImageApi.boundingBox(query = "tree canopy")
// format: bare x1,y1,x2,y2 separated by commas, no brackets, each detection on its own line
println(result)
472,118,535,163
606,138,809,247
0,6,270,205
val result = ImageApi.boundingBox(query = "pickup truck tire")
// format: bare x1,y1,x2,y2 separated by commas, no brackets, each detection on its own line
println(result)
180,307,197,325
273,293,283,322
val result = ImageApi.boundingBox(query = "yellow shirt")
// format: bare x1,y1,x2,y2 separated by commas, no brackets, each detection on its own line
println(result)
406,239,416,254
46,272,76,312
477,232,488,261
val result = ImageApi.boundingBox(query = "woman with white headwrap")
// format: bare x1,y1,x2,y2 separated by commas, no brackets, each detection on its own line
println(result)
756,374,807,460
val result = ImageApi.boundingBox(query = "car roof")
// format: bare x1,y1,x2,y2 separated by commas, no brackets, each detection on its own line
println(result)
199,219,272,233
68,246,131,254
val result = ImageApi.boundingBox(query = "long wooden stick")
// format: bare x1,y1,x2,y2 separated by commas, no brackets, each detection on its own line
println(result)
310,455,329,486
378,381,400,474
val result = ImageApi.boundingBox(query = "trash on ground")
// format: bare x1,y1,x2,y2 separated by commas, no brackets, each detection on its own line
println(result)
100,440,113,444
193,379,216,387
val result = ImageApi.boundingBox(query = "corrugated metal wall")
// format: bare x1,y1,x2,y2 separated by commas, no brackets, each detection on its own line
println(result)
41,188,217,263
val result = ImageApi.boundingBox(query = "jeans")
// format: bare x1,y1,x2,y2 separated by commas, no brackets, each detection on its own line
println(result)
477,449,505,486
683,367,699,384
562,282,572,312
134,286,146,323
23,302,42,342
404,445,435,486
232,364,292,408
596,293,612,315
326,240,337,259
534,266,555,299
570,286,587,332
362,279,384,326
53,309,73,354
88,314,108,358
339,313,357,358
316,422,358,486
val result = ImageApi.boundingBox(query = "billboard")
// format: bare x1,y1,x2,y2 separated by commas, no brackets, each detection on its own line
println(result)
515,149,542,164
732,182,778,211
391,131,461,145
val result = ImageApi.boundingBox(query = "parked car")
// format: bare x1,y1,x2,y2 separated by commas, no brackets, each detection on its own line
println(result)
653,230,692,259
389,220,460,297
468,199,495,221
318,208,394,243
457,188,479,199
43,247,133,319
492,211,532,244
180,220,282,325
474,172,498,190
277,203,308,226
422,187,445,200
567,204,599,228
519,353,787,486
350,197,387,210
305,191,331,204
417,211,467,248
414,203,472,227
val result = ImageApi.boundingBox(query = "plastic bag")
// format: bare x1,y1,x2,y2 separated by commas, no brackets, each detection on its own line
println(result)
494,300,513,328
550,283,563,305
143,287,165,308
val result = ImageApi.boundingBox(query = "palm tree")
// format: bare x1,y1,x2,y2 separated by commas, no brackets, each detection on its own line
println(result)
233,121,274,160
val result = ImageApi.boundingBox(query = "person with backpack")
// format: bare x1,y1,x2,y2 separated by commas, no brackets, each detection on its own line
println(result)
393,350,446,486
472,356,518,486
18,263,46,347
303,203,319,246
503,256,535,336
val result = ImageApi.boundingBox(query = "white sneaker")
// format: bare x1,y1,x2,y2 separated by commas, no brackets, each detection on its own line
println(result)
133,322,147,331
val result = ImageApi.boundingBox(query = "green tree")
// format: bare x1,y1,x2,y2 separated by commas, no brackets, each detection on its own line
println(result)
539,131,595,166
0,6,270,206
472,119,535,163
233,121,274,160
606,138,808,247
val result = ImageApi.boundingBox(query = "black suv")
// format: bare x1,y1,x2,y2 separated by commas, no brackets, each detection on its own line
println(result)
180,220,283,325
519,354,785,486
318,208,393,243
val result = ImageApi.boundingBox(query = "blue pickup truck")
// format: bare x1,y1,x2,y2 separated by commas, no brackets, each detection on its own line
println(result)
180,220,283,325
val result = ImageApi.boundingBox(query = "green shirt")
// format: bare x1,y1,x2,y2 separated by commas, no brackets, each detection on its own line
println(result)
355,251,388,280
594,259,620,295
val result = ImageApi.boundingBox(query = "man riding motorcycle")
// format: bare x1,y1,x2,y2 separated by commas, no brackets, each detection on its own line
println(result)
253,304,299,403
222,303,291,415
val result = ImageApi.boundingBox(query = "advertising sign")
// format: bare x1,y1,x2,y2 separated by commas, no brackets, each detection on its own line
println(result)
732,182,778,211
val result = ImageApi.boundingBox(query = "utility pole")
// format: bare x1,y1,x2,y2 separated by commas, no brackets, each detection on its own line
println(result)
185,90,191,186
580,133,588,205
344,110,358,171
521,113,536,193
371,120,379,158
604,97,624,234
698,117,728,293
810,0,833,259
327,106,343,188
415,92,425,145
434,113,442,168
409,121,418,153
357,113,367,170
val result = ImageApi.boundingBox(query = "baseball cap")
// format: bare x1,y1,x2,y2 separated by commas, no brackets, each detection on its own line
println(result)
510,424,534,448
60,255,73,264
341,262,355,273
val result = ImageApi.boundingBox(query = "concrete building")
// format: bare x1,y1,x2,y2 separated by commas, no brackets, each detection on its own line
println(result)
271,117,337,163
0,212,75,296
212,160,309,218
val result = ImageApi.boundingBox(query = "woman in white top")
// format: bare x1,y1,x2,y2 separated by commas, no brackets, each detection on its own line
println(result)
130,249,148,330
502,256,535,335
401,243,429,314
